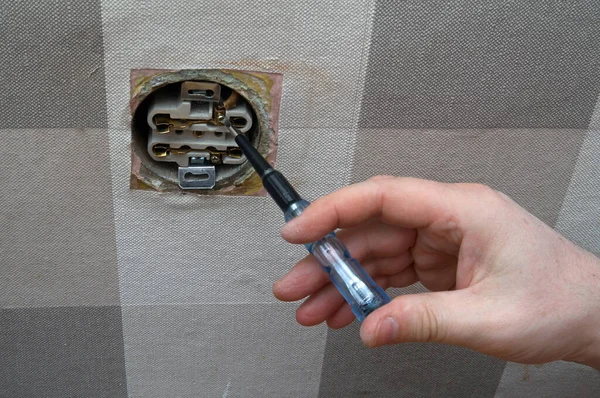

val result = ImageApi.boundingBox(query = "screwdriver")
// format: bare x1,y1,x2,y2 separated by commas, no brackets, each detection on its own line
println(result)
222,118,391,322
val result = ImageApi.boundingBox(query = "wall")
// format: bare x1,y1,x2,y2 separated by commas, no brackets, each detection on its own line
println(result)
1,1,599,396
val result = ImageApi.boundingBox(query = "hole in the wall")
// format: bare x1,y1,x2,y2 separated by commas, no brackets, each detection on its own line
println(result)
132,81,259,189
129,69,282,195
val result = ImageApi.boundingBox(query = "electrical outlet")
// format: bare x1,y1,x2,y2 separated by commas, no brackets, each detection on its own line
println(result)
147,81,254,189
129,69,282,196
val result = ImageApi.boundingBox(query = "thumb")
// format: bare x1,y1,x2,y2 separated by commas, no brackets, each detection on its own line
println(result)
360,290,482,348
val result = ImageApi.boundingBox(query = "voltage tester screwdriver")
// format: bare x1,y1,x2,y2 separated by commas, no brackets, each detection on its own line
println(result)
223,118,391,321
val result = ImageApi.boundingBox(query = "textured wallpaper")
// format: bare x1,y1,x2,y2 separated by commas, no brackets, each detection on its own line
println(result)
1,1,600,397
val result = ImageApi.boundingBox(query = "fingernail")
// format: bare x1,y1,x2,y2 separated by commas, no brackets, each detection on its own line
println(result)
374,317,398,346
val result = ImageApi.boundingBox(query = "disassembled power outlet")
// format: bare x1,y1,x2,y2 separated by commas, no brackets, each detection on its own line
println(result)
130,69,281,195
146,81,254,189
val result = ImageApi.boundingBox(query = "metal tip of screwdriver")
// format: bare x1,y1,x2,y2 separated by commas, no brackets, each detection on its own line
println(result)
222,117,239,136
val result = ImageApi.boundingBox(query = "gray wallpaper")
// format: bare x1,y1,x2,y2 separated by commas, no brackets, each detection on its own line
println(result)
1,0,600,396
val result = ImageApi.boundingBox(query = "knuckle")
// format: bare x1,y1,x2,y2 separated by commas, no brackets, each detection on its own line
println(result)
416,299,442,343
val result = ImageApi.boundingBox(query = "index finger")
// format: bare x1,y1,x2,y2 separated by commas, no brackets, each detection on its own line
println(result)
280,176,465,244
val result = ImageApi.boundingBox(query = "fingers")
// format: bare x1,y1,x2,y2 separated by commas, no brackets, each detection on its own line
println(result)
298,275,391,328
362,251,413,276
273,255,329,302
360,290,483,348
326,303,354,329
274,222,415,302
326,271,418,329
281,177,472,244
275,251,414,302
410,234,459,291
296,283,345,326
297,266,418,328
384,265,418,288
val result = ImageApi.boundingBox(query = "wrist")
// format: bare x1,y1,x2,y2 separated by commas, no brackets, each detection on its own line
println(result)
565,252,600,370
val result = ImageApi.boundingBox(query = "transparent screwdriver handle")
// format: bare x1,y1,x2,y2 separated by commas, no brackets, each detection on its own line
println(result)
284,200,391,322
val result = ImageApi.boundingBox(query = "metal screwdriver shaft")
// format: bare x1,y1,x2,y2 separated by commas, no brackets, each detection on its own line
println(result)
223,118,391,321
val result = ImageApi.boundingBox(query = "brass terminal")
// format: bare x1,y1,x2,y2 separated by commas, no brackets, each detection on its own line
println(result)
171,145,192,155
152,144,170,158
154,115,207,134
154,115,172,134
227,147,243,159
215,106,226,124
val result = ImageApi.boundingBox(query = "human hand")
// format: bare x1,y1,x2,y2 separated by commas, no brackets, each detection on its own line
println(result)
273,176,600,368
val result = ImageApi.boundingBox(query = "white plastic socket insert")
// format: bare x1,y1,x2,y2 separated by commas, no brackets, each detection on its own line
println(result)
145,81,253,189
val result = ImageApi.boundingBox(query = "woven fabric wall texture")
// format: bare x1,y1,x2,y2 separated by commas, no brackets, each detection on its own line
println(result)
1,1,599,396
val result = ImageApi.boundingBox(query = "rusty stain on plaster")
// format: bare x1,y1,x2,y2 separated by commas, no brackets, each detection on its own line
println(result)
129,68,282,196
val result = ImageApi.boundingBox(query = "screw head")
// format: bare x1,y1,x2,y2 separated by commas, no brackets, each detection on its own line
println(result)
210,154,221,164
